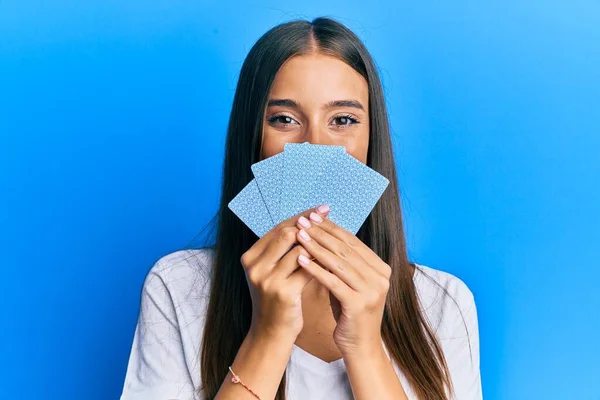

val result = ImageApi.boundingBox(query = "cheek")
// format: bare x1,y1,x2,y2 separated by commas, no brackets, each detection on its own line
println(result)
346,144,368,164
344,127,370,164
260,131,286,159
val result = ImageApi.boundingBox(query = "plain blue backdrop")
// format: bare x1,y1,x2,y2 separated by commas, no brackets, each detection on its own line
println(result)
1,1,599,399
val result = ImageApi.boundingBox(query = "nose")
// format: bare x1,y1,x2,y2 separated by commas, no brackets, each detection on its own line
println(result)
302,123,335,147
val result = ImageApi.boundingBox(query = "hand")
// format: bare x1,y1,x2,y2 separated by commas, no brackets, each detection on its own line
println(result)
240,206,331,341
294,208,392,357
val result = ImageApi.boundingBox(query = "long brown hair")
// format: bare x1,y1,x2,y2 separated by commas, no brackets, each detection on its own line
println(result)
195,17,453,400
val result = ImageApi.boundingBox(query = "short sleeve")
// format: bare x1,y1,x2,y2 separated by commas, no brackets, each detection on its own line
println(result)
446,289,483,400
120,261,199,400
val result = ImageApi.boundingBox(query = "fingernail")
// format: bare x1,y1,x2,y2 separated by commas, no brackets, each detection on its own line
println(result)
299,229,311,241
298,254,310,266
309,212,323,223
298,216,311,229
317,204,329,214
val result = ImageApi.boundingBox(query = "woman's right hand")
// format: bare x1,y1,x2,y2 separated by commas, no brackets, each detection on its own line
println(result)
240,205,329,341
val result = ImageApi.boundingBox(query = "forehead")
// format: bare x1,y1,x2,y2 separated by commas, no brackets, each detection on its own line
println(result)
268,53,369,105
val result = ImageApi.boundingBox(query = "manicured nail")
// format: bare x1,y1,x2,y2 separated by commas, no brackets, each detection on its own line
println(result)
317,204,329,214
298,216,311,229
298,254,310,266
299,229,311,241
309,212,323,223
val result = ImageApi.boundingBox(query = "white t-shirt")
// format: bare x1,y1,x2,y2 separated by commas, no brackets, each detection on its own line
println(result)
120,248,482,400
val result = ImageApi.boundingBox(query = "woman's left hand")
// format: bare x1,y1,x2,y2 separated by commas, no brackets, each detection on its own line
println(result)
295,207,392,358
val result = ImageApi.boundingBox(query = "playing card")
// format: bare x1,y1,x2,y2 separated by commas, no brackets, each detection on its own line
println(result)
306,151,389,234
279,142,346,222
230,142,388,238
250,152,283,224
227,179,274,237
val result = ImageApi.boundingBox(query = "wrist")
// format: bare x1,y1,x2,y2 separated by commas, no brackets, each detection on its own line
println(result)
342,341,408,400
226,327,296,400
248,325,298,347
339,338,386,362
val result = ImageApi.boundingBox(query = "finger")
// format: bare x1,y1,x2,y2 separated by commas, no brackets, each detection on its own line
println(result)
257,225,299,268
297,253,354,303
286,267,316,294
307,211,391,278
296,228,367,292
270,243,311,280
297,215,365,266
241,205,330,267
296,218,378,283
313,204,331,218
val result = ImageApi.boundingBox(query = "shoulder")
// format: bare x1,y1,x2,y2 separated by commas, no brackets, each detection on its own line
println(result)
411,264,482,396
150,247,215,278
121,248,216,400
412,263,477,338
413,263,475,308
140,248,216,322
140,248,216,368
144,247,215,296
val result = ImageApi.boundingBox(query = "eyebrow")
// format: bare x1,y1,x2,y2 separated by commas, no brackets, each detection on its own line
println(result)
267,98,365,111
324,99,365,111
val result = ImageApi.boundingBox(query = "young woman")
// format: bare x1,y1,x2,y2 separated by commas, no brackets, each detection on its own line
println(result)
120,17,482,400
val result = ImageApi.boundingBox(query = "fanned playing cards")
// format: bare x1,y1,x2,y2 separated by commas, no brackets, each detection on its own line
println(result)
228,142,389,237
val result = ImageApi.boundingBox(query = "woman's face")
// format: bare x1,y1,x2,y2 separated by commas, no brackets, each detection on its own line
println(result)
261,53,370,163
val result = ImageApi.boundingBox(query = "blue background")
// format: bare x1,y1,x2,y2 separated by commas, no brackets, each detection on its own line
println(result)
1,1,598,399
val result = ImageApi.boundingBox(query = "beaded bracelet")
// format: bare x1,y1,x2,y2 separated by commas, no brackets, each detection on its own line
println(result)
228,366,262,399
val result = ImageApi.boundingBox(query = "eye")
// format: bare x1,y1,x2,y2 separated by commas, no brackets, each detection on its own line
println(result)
331,114,359,127
268,114,299,126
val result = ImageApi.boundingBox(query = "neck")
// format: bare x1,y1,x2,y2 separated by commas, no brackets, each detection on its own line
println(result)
297,277,342,362
300,278,336,329
304,278,331,301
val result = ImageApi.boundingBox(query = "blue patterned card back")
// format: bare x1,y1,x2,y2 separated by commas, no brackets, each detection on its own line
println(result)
279,142,345,221
228,179,274,237
251,152,283,224
307,152,389,234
